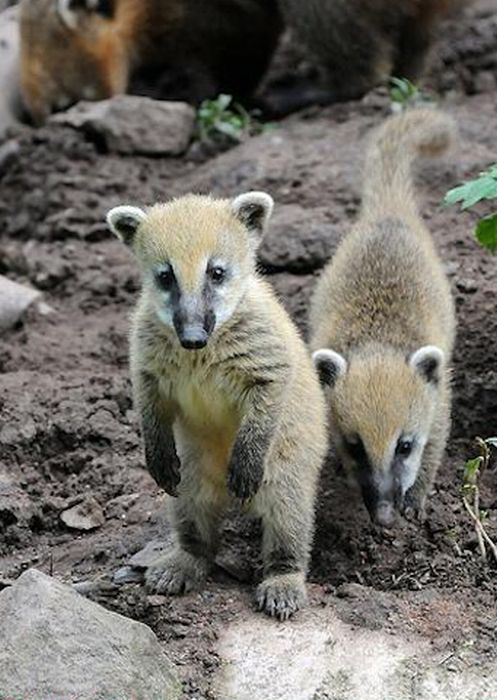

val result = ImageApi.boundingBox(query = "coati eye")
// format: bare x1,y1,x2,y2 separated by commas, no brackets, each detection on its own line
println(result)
396,439,413,457
209,266,226,284
156,266,175,291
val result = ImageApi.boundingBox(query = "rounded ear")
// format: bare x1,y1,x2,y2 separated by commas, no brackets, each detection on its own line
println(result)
312,349,348,388
231,191,274,242
57,0,114,29
106,205,146,246
409,345,445,385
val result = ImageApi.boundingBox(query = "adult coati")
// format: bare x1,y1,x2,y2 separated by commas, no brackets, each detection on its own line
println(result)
19,0,281,124
19,0,459,123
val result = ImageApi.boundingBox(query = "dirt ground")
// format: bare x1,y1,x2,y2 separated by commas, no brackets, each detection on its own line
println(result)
1,2,497,698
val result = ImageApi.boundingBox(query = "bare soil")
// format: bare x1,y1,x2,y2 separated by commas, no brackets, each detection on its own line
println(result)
1,2,497,698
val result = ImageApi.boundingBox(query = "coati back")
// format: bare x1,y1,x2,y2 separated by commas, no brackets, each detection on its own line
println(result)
310,108,456,527
277,0,457,101
107,192,328,619
19,0,281,123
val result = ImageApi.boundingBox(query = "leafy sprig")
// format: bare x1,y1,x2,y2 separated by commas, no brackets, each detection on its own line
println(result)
444,164,497,253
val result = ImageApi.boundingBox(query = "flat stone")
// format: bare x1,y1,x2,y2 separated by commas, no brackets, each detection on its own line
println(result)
60,496,105,531
0,569,181,700
113,566,144,585
0,275,41,331
51,95,195,156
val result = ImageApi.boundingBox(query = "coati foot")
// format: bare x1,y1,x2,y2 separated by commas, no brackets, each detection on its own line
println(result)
255,572,307,621
145,549,208,595
401,490,427,523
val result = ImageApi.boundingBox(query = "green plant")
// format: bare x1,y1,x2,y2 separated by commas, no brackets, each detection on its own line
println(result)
195,93,268,144
444,164,497,253
389,77,431,112
461,437,497,562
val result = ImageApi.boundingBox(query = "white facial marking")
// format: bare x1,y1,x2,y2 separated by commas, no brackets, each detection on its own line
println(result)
57,0,79,29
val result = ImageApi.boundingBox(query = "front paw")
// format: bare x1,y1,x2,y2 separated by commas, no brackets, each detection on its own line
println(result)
256,573,307,621
145,549,208,595
147,451,181,497
401,489,426,523
227,457,264,501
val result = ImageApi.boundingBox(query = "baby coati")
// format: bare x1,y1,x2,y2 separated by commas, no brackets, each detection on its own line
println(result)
107,192,328,619
310,108,456,528
19,0,281,124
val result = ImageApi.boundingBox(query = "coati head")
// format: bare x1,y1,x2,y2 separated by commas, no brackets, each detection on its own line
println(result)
107,192,273,349
313,345,445,527
20,0,127,124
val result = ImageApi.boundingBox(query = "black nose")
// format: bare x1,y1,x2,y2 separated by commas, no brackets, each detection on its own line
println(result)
373,501,396,528
178,327,208,350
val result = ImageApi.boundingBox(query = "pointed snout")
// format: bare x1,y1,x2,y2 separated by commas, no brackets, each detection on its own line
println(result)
172,295,215,351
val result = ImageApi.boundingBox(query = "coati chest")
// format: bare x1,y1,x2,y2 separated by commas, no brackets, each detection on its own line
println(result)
157,357,243,470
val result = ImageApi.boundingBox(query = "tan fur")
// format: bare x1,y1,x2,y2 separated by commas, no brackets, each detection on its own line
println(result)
19,0,280,124
310,109,456,526
111,193,328,619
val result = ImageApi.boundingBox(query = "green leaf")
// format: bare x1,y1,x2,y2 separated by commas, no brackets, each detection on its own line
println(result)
475,214,497,253
444,177,497,210
215,120,243,141
216,94,233,111
464,456,483,484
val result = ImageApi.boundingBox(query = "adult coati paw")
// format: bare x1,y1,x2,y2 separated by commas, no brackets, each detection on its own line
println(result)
255,572,307,621
145,549,208,595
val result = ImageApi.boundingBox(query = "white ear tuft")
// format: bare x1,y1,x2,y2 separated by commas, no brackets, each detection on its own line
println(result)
106,205,146,246
312,349,348,388
231,191,274,240
57,0,108,29
409,345,445,385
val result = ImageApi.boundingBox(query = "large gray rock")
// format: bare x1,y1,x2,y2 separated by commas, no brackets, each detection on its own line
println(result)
0,569,181,700
51,95,195,156
0,6,23,142
259,204,340,272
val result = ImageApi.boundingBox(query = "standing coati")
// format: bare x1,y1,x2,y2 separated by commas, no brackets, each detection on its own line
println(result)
19,0,281,124
107,192,328,619
310,109,456,527
19,0,460,124
276,0,456,104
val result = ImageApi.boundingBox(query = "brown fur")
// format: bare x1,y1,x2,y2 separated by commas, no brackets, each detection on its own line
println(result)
107,193,328,619
19,0,281,123
277,0,461,101
310,109,456,526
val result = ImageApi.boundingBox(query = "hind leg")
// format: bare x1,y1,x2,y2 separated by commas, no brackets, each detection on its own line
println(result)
253,467,318,620
146,456,224,595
